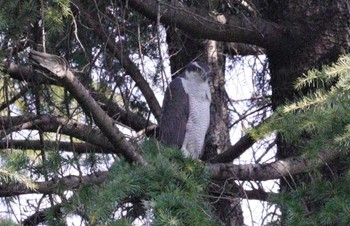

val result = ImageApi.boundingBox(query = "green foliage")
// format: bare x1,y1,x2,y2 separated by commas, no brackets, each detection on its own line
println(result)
45,0,71,34
273,172,350,226
0,151,35,189
69,139,215,225
252,55,350,156
253,55,350,225
0,218,18,226
0,0,40,36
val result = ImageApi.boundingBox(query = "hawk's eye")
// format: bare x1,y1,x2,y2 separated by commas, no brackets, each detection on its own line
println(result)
195,67,202,73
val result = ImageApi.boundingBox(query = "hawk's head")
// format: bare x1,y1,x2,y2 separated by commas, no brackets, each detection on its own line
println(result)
184,61,210,82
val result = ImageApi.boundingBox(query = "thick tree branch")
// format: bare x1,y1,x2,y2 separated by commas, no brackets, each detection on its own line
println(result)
207,149,342,181
7,112,335,182
0,140,112,154
0,170,272,203
207,133,256,163
0,138,327,196
3,63,152,132
125,0,286,49
22,204,62,226
3,62,56,84
0,113,37,129
208,119,270,163
0,171,108,197
0,114,114,151
5,114,339,181
29,51,147,165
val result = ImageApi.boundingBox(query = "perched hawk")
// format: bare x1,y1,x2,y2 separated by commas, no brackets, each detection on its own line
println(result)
159,61,211,159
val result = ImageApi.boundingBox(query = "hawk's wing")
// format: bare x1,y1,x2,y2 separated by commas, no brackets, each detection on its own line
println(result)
159,77,189,148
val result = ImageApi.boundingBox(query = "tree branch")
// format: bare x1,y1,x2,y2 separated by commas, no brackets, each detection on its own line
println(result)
207,133,256,163
3,62,56,85
0,114,114,151
22,204,62,226
0,171,108,197
0,168,272,203
29,50,147,165
207,149,342,181
92,91,153,132
5,114,338,182
3,63,152,133
208,179,272,202
125,0,285,49
2,147,338,200
224,43,265,56
0,140,113,154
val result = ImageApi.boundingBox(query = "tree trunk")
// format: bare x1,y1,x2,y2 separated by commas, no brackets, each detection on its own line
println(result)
206,40,244,226
264,0,350,222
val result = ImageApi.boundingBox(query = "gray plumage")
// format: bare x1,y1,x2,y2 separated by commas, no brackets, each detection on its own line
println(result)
160,61,211,159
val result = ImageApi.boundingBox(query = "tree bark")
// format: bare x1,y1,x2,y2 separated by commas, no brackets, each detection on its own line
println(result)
125,0,285,48
206,39,244,226
263,0,350,222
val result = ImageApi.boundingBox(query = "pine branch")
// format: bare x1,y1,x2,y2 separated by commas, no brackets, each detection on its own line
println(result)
0,140,112,154
0,168,36,190
208,179,272,202
0,148,340,198
0,171,108,197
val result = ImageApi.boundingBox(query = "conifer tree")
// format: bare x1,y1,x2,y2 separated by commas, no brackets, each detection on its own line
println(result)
0,1,350,225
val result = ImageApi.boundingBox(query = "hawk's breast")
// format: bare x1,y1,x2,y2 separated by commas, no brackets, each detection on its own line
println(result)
180,78,211,158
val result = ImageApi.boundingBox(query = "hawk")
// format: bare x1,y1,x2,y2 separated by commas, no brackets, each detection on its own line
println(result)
159,61,211,159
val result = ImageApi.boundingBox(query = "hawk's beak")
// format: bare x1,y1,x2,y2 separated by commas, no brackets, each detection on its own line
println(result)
202,69,210,81
202,73,207,81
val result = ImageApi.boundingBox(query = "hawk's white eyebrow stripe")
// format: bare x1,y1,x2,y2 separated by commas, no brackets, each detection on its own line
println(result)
193,62,200,69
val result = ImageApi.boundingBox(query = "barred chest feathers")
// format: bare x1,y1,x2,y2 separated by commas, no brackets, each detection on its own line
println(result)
180,77,211,159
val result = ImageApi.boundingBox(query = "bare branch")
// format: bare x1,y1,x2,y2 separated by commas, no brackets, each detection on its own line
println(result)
224,43,265,56
29,51,147,165
0,114,113,151
207,133,256,163
207,149,342,181
92,91,153,132
208,180,272,202
76,0,162,122
3,63,152,132
3,63,55,85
